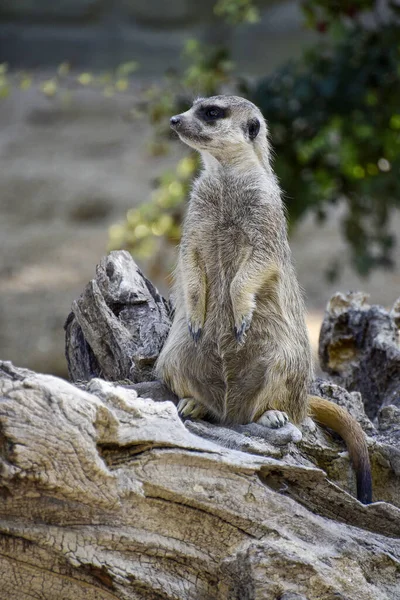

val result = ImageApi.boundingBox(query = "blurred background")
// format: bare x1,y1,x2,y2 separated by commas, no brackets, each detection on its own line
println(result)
0,0,399,378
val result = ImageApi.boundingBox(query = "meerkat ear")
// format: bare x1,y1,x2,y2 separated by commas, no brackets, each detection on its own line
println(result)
248,118,260,141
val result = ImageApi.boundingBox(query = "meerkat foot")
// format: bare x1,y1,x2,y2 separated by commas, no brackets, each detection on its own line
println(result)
177,397,207,420
257,410,289,429
188,320,202,343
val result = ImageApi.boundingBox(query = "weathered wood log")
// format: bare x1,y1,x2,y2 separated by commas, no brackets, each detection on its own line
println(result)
65,250,172,383
319,291,400,419
1,360,400,600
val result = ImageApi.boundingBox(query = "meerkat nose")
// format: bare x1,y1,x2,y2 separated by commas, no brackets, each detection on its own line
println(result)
170,115,182,128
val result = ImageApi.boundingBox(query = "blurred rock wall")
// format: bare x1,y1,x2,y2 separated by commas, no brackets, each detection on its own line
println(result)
0,0,316,75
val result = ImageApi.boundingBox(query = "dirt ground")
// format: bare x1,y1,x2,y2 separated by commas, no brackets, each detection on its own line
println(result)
1,83,399,377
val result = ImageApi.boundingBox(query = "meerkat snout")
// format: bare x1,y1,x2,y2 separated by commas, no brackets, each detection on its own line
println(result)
170,115,182,128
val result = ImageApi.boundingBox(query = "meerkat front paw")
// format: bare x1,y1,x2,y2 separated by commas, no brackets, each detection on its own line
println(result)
233,311,253,344
257,410,289,429
188,319,203,343
177,397,208,420
231,290,255,344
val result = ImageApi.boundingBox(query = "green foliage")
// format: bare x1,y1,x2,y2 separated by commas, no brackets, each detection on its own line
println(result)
249,24,400,274
1,60,138,101
0,63,10,98
0,63,35,98
302,0,376,30
214,0,260,24
41,61,138,98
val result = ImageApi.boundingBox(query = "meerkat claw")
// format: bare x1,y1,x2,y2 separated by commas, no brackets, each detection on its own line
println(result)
257,410,289,429
188,322,202,343
234,316,251,344
234,323,246,344
177,398,207,420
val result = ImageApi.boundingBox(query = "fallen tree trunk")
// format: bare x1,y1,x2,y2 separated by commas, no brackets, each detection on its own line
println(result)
1,251,400,599
1,360,400,600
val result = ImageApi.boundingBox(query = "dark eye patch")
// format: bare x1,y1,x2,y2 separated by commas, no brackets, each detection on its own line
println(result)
196,105,229,123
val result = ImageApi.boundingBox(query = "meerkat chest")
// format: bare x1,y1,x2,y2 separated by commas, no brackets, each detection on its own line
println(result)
191,178,263,245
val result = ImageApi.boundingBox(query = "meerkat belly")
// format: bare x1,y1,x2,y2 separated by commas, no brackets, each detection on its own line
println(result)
200,220,249,336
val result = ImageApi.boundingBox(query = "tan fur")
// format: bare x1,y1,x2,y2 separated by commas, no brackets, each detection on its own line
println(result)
308,395,372,502
308,396,369,472
155,95,371,501
156,95,311,425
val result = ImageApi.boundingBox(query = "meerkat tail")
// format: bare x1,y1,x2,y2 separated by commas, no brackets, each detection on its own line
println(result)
308,395,372,505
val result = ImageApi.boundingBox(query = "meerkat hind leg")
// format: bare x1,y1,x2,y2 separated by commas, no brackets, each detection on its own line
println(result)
257,410,289,429
177,398,208,420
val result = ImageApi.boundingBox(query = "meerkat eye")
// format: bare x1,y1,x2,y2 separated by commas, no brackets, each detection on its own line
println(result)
248,118,260,140
198,106,227,122
206,108,221,119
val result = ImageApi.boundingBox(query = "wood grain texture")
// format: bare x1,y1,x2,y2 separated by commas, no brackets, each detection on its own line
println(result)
1,360,400,599
65,251,172,383
319,290,400,419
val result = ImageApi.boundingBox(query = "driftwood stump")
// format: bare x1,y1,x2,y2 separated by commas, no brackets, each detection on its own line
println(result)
1,251,400,599
319,291,400,418
65,251,172,383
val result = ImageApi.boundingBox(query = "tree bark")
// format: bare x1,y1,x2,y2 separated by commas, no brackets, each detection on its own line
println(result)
65,251,172,383
319,290,400,419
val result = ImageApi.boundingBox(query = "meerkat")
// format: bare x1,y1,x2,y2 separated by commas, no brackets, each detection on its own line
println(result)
155,95,372,504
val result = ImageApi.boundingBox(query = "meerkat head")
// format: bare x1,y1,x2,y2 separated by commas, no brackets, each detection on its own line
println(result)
170,95,271,171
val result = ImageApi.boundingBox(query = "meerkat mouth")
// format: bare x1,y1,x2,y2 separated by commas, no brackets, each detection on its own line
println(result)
173,127,212,146
178,130,212,144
